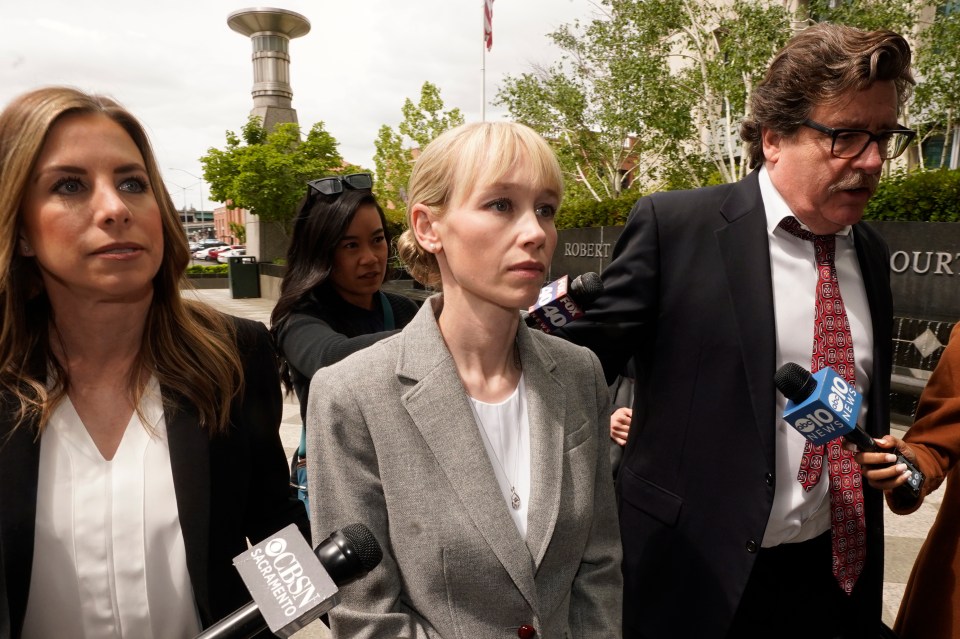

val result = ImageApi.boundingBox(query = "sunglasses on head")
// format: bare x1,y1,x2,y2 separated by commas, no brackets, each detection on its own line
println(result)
307,173,373,197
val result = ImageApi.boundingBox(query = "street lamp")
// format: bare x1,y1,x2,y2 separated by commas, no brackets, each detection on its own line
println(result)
169,181,202,213
168,167,205,213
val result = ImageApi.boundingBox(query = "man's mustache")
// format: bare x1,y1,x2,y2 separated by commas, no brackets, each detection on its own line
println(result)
830,172,880,194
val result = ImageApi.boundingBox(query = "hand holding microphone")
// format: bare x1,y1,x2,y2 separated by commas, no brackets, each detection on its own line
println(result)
851,433,924,495
774,362,924,499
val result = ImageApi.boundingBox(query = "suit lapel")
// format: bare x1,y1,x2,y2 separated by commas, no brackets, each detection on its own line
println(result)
0,415,40,637
164,394,213,622
852,224,890,347
516,327,564,568
397,299,538,607
716,171,778,462
852,223,893,436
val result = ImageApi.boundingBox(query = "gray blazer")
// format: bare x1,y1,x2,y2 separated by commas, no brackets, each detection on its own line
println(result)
307,296,622,638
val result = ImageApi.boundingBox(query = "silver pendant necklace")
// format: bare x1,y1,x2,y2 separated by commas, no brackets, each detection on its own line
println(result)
469,387,523,510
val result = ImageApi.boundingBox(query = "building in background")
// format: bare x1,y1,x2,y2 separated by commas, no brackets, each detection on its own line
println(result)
213,204,246,245
180,208,215,241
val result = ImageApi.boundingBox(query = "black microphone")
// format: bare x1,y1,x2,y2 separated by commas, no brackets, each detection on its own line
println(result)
524,272,604,333
775,362,923,498
197,523,383,639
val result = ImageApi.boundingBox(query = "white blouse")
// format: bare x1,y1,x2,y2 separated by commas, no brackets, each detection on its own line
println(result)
22,377,201,639
469,375,531,539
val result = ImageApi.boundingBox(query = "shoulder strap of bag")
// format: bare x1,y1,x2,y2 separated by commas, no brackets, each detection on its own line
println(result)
380,291,396,330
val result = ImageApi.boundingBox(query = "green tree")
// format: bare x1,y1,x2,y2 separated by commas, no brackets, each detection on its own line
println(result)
373,82,464,225
804,0,921,33
228,222,246,244
497,0,693,200
201,116,362,237
912,0,960,168
671,0,791,183
497,0,791,197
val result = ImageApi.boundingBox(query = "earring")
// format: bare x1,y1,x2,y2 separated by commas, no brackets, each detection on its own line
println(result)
20,240,32,255
430,243,438,252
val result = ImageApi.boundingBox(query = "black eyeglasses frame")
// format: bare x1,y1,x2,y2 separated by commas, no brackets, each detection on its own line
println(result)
801,119,916,160
307,173,374,197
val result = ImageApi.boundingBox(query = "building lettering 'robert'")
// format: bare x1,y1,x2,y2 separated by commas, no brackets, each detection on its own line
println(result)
564,242,611,258
891,251,960,275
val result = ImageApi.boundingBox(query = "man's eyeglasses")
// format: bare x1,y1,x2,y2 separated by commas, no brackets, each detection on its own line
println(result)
307,173,373,197
802,119,916,160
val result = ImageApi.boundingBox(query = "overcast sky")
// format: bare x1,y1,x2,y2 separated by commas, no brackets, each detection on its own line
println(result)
1,0,601,211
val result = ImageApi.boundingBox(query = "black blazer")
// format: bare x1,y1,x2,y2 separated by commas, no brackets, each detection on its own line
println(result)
561,170,893,638
0,316,309,638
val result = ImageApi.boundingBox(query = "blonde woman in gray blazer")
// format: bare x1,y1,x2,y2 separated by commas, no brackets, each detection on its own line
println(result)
307,122,622,638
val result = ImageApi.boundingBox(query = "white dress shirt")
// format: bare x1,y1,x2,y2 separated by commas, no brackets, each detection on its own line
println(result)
758,166,874,547
22,376,201,639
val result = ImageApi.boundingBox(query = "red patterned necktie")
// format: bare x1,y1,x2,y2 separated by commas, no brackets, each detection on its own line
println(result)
780,216,866,595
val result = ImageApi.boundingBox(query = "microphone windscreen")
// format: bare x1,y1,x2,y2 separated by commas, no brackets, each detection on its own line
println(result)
570,272,603,306
774,362,816,403
340,523,383,572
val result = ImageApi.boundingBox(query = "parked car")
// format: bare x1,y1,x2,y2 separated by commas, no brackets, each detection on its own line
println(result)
217,247,247,264
208,244,244,262
192,246,221,261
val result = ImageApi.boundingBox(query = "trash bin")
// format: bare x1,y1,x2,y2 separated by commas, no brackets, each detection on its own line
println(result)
228,256,260,299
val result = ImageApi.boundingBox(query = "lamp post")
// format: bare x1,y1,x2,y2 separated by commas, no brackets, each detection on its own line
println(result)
169,182,189,212
168,168,205,213
168,180,202,211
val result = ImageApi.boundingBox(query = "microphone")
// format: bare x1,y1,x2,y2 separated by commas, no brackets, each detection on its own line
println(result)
197,523,383,639
524,272,603,333
774,362,924,498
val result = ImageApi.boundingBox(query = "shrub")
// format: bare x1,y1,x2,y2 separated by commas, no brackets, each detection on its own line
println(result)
864,169,960,222
186,264,228,275
556,193,639,229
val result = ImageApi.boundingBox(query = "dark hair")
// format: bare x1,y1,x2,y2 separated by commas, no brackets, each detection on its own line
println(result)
270,187,391,392
740,23,914,169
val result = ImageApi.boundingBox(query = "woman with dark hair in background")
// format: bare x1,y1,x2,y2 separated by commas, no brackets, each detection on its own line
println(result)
0,86,307,638
270,176,418,508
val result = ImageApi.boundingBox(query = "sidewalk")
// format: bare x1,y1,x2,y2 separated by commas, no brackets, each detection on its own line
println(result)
185,287,941,630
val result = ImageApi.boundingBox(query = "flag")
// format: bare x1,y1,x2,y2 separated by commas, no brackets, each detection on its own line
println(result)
484,0,494,51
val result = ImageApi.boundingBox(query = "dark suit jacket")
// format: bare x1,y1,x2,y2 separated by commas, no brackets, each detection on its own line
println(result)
561,170,893,638
0,316,309,638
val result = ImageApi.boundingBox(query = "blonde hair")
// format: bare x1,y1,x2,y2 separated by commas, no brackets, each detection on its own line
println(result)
396,121,563,288
0,86,242,435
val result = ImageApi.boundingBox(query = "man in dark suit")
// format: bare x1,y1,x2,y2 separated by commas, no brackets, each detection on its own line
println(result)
560,23,915,639
0,535,8,639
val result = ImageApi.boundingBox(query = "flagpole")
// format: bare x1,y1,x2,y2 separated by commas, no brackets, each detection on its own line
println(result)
481,6,487,122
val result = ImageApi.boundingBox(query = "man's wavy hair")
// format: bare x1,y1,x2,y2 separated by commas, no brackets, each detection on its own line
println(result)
0,86,243,435
740,23,914,169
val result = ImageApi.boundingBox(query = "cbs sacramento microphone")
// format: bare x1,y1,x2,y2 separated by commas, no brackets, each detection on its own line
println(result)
197,523,383,639
524,272,603,334
774,362,924,498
